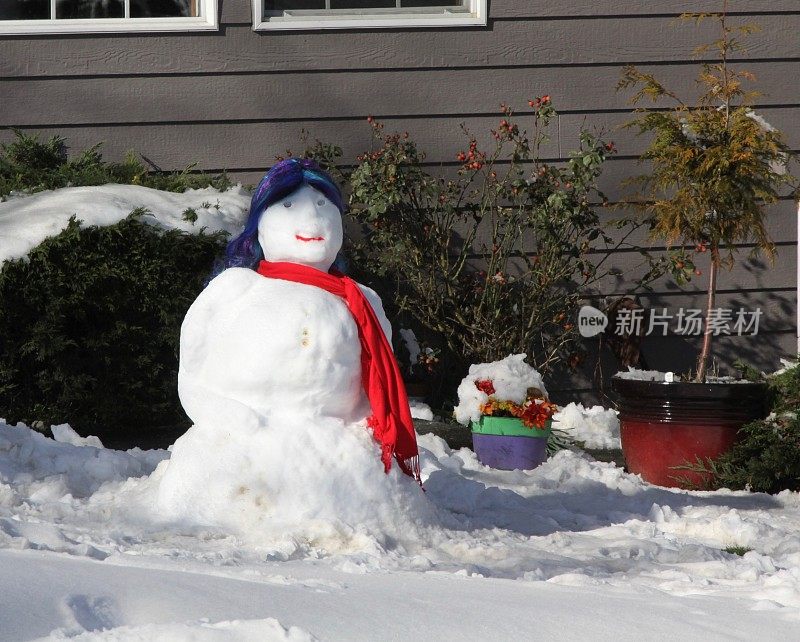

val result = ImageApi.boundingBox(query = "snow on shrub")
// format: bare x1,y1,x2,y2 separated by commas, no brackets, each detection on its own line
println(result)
0,184,249,265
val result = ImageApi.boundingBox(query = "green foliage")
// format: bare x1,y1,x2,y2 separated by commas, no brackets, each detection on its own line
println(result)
182,207,199,223
723,545,752,556
0,130,231,198
618,8,794,263
301,102,665,396
675,360,800,493
0,215,228,438
547,427,574,455
617,4,796,381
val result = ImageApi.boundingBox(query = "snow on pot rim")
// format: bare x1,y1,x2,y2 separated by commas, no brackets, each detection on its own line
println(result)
611,375,767,425
614,367,759,384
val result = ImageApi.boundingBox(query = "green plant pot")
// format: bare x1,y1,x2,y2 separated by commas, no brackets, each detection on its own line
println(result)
470,417,551,470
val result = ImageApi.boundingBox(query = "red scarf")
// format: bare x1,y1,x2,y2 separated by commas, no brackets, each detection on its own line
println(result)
257,260,420,482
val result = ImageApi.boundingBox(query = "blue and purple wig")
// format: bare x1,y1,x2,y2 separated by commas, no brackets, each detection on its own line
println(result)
224,158,345,269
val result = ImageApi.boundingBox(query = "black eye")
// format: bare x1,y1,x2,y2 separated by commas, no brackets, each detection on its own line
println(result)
317,199,326,206
283,201,292,208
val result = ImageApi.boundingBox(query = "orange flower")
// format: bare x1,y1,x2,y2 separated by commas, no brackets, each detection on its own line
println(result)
480,396,556,429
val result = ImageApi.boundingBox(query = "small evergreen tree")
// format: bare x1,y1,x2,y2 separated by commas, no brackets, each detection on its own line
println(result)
617,1,795,382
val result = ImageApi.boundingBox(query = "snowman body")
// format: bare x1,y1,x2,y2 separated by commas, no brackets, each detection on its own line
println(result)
155,183,400,528
177,266,391,427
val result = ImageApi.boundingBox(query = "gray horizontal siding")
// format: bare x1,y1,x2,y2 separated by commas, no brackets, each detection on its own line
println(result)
1,0,797,395
2,14,799,78
4,107,797,180
4,61,800,126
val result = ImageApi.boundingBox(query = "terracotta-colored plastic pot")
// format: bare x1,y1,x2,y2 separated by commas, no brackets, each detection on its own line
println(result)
611,376,767,488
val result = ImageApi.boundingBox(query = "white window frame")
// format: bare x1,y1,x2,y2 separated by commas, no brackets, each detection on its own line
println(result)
253,0,486,30
0,0,218,35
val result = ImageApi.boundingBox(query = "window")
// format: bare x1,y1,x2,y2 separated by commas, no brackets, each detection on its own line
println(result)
253,0,487,30
0,0,218,34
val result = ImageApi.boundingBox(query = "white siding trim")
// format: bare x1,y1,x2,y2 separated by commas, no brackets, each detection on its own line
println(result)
253,0,487,31
0,0,218,35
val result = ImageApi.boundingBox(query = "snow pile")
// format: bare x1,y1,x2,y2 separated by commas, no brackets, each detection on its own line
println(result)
0,184,251,265
616,367,755,384
51,424,104,449
552,403,620,449
409,400,434,421
774,358,799,376
153,415,437,552
398,328,421,367
0,420,166,502
454,354,548,425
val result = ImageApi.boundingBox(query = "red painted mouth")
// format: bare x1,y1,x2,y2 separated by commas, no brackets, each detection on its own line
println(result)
295,235,325,242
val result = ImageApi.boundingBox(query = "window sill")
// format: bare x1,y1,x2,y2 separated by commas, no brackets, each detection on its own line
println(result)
0,15,218,36
253,3,487,31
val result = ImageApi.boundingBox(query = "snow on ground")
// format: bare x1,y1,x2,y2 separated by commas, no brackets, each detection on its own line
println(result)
552,403,620,449
3,418,800,640
0,184,251,264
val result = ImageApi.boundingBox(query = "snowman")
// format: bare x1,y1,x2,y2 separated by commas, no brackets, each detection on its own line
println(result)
155,159,421,530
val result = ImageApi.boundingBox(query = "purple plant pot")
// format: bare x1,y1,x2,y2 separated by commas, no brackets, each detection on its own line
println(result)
471,433,549,471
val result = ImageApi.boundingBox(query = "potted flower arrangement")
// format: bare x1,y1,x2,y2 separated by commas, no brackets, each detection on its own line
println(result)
612,4,795,487
454,354,557,470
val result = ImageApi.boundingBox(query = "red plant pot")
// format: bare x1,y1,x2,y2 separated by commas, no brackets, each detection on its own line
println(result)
612,377,767,488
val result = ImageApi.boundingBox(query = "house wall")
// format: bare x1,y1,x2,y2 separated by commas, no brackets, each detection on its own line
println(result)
2,1,798,400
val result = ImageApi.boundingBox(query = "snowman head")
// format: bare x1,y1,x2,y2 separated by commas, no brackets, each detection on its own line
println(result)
225,159,345,272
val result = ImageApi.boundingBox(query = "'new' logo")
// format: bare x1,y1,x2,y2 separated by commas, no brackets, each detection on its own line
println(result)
578,305,608,338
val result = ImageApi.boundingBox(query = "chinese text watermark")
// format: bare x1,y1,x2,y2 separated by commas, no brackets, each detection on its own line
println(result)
578,305,762,338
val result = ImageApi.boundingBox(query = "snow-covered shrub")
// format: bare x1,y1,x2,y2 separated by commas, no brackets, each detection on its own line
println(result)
0,214,227,443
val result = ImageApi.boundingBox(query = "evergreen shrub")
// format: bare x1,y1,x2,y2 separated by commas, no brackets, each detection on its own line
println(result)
0,213,227,442
678,360,800,493
0,130,230,198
